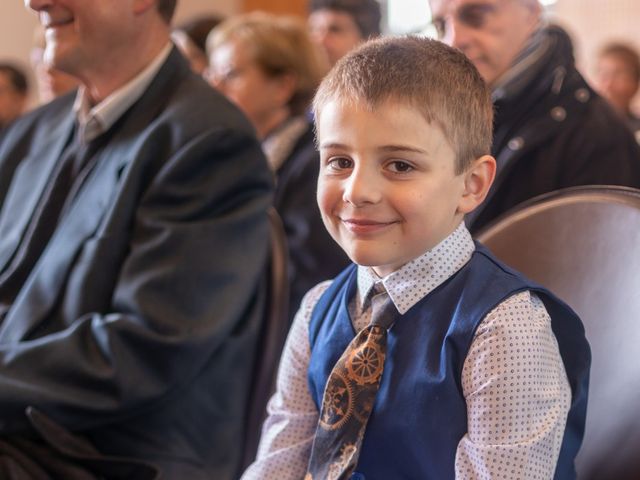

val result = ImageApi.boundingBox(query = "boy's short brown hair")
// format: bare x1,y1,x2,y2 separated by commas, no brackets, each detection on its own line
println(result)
313,36,493,173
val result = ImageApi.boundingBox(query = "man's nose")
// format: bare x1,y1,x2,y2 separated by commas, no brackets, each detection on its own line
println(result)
311,28,329,48
444,17,472,50
26,0,53,13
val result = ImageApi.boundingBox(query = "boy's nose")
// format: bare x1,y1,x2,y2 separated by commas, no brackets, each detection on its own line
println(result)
342,167,382,207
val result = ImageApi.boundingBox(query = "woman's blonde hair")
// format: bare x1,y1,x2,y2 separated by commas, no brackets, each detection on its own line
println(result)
207,12,329,116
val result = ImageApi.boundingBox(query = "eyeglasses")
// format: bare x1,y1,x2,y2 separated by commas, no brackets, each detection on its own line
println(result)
204,65,246,86
431,2,498,39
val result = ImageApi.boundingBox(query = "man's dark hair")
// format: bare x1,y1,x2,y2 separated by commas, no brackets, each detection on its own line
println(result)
177,14,224,52
309,0,382,38
0,63,28,96
157,0,178,24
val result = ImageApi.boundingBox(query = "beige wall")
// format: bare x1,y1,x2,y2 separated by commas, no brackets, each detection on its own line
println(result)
2,1,640,106
549,0,640,111
550,0,640,79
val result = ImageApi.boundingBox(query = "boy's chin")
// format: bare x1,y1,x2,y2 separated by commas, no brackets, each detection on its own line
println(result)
347,252,404,277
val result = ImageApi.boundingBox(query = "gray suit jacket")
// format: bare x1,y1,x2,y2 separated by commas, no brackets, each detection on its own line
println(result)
0,48,272,479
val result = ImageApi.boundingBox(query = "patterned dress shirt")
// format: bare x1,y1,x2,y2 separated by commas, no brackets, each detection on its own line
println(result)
241,222,571,480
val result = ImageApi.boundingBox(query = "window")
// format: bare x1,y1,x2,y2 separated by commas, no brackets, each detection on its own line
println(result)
385,0,433,35
384,0,557,36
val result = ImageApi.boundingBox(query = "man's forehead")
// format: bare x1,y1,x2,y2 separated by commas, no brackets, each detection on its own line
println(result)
430,0,507,13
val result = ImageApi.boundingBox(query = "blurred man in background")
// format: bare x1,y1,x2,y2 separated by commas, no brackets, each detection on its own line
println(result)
308,0,382,66
0,63,28,130
0,0,271,478
429,0,640,232
173,14,224,75
594,41,640,142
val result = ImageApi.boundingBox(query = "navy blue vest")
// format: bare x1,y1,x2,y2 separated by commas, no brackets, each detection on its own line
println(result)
308,244,590,480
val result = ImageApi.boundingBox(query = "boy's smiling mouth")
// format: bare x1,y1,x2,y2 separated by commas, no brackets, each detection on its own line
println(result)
341,217,398,235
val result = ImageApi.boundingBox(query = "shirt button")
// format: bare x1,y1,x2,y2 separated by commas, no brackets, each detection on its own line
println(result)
508,137,525,151
575,88,590,103
551,106,567,121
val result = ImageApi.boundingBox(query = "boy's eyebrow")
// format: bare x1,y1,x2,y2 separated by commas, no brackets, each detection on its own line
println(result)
378,144,429,155
318,142,349,150
318,143,429,155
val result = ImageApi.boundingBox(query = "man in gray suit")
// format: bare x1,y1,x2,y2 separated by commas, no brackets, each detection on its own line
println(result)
0,0,272,479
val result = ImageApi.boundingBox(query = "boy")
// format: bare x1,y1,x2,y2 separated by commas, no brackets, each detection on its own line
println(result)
242,37,590,479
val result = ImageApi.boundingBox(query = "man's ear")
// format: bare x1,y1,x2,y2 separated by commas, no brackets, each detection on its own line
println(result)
133,0,157,16
523,0,543,28
457,155,497,215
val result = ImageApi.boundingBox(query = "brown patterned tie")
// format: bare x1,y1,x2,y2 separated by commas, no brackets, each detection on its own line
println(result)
306,284,397,480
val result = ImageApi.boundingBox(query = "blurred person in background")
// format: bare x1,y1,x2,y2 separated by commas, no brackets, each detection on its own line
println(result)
208,12,350,319
429,0,640,233
0,63,29,131
594,41,640,142
172,14,223,75
30,25,79,104
308,0,382,66
0,0,272,478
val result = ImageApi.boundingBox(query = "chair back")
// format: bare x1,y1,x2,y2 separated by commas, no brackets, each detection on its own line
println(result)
240,207,290,471
476,185,640,480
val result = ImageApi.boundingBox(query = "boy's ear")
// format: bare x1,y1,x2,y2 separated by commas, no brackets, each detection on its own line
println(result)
457,155,497,215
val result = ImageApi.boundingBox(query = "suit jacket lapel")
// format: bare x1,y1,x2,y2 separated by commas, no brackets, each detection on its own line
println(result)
0,113,74,272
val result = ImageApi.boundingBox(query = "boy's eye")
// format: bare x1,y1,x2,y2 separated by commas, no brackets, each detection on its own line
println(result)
327,157,353,170
387,160,414,173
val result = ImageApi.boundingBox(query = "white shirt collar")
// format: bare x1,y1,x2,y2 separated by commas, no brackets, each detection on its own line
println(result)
356,222,475,315
73,43,173,143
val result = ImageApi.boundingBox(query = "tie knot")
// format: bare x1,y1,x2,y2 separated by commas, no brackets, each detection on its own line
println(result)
370,284,396,330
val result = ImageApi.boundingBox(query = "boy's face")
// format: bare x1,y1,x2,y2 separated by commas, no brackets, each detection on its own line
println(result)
317,99,473,277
